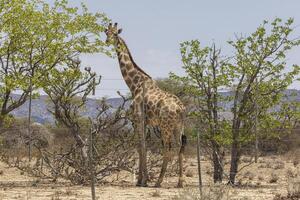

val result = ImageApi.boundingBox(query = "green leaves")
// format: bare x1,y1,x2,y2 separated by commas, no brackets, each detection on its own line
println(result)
229,18,300,126
0,0,111,125
172,18,300,147
43,59,101,127
173,40,232,145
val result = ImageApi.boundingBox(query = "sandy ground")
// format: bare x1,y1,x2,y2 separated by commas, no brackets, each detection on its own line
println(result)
0,155,299,200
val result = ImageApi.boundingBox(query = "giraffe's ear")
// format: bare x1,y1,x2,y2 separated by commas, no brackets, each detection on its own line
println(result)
118,28,122,34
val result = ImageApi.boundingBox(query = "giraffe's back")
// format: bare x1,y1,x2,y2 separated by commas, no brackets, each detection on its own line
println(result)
144,83,185,128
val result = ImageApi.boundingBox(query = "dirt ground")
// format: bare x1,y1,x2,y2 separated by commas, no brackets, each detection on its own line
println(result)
0,155,299,200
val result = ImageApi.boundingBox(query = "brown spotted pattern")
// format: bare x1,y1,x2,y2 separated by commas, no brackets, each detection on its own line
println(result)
105,23,186,188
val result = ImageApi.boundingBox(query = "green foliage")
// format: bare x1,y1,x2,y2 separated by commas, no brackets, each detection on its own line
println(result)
0,0,110,125
171,41,231,145
172,18,300,183
155,78,189,105
260,99,300,139
229,18,300,142
0,114,15,128
156,78,184,96
43,59,100,129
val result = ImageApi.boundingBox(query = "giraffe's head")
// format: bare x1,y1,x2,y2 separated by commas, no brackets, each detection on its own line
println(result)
105,22,122,46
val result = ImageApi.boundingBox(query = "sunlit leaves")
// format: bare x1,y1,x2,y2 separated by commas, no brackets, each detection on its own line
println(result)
229,18,300,130
0,0,110,124
172,40,232,146
43,61,101,127
172,18,300,147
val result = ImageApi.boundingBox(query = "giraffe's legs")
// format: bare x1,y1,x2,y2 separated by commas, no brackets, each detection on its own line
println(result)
177,139,185,188
177,127,186,188
134,102,148,187
155,142,171,187
136,142,148,187
136,146,142,186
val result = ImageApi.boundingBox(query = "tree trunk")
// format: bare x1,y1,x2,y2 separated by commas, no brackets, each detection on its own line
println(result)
229,129,240,184
211,141,224,183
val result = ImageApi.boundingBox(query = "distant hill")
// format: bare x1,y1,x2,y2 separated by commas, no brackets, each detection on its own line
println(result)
10,89,300,124
11,95,125,124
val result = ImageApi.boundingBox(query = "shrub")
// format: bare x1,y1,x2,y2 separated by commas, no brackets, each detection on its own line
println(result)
151,190,161,198
273,161,285,170
243,171,255,180
293,160,299,167
269,173,279,183
258,175,264,181
172,185,231,200
186,169,194,177
273,174,300,199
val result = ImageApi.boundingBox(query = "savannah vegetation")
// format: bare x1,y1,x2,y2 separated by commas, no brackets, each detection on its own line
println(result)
0,0,299,199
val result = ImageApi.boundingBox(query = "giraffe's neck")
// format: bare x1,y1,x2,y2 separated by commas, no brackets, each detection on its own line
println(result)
115,37,152,94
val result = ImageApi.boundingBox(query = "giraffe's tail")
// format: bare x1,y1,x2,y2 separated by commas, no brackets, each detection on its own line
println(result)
179,108,187,147
181,134,187,146
180,126,186,154
180,123,186,144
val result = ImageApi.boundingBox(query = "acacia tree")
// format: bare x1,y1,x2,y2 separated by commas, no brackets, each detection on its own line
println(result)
171,41,231,183
43,58,100,149
42,58,100,179
41,61,139,184
173,18,300,184
0,0,109,127
228,18,300,184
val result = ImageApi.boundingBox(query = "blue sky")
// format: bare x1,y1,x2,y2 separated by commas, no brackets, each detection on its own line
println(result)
49,0,300,97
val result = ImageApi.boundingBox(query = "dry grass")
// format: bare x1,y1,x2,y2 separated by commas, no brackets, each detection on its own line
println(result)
273,161,285,170
0,151,297,200
172,185,231,200
206,168,213,176
172,189,201,200
186,169,194,177
286,168,297,178
51,191,61,200
151,190,161,198
241,156,253,163
48,188,76,200
284,170,300,199
293,160,299,167
258,160,285,170
243,171,255,180
258,161,272,169
274,180,300,200
258,175,264,181
269,173,279,183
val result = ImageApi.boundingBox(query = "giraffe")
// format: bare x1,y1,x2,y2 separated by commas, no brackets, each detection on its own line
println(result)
104,22,187,188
